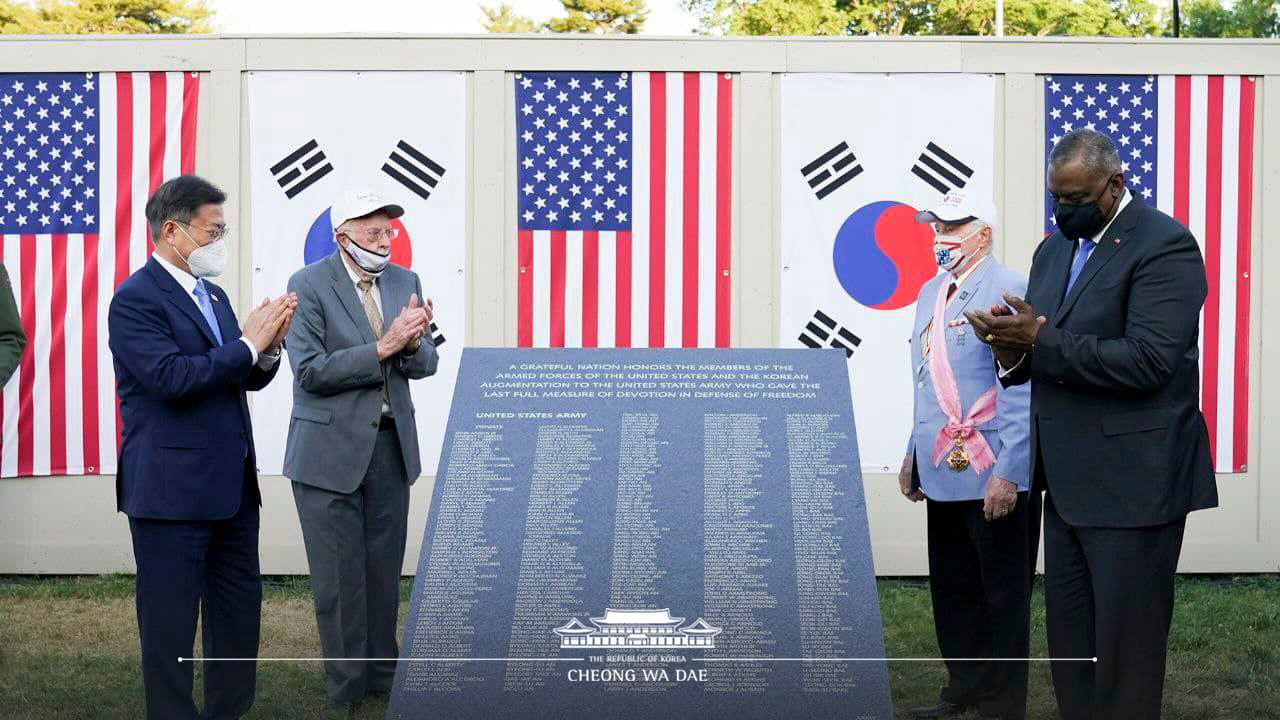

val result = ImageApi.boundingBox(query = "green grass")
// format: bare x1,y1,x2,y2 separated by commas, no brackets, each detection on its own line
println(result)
1,575,1277,719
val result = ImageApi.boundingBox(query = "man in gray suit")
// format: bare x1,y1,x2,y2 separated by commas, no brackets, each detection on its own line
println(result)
284,187,438,718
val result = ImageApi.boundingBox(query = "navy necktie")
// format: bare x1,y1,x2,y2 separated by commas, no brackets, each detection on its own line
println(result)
1065,239,1097,295
193,279,224,346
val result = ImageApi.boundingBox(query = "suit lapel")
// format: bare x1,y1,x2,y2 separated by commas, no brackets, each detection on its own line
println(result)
1054,198,1144,326
327,252,376,344
380,269,401,333
146,258,220,347
1039,235,1072,320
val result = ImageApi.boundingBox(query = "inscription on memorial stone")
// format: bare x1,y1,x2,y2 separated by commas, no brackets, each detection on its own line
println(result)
388,349,892,720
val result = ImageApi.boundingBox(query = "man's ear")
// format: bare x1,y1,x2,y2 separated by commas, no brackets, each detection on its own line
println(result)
157,220,174,247
1111,172,1125,196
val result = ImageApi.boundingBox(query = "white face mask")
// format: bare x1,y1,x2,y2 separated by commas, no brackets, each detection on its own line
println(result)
932,227,983,273
341,235,391,276
176,225,227,278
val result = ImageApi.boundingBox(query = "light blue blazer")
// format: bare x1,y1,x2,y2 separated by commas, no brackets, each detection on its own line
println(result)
905,259,1031,502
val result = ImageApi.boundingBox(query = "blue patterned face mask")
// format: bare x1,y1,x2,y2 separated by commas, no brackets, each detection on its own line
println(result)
932,227,981,273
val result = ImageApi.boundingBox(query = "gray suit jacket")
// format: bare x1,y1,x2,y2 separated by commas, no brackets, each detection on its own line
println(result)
283,251,438,492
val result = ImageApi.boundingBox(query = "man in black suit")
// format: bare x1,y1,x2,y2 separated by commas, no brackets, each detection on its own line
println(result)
966,129,1218,720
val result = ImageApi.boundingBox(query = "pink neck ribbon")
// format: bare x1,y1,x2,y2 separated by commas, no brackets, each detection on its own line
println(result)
927,277,999,474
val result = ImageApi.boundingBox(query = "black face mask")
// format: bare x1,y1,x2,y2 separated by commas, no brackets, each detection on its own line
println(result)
1053,181,1113,240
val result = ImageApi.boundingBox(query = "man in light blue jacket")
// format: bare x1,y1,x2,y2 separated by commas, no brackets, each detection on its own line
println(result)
898,190,1035,720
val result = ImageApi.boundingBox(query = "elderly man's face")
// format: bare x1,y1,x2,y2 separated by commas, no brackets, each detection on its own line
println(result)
338,213,394,255
935,218,990,259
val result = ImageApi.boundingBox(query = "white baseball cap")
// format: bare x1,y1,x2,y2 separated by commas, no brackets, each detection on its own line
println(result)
329,187,404,233
915,189,998,231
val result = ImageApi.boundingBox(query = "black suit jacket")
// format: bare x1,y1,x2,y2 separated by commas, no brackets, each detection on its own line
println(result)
1003,195,1218,527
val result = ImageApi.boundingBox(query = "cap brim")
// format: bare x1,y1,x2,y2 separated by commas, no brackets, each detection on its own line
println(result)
915,209,976,225
375,203,405,220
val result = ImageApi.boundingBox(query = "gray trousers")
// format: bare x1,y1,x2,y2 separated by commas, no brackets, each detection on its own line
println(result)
292,427,410,704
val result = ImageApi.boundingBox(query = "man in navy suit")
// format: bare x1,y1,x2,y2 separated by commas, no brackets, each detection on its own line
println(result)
108,175,296,720
969,130,1218,719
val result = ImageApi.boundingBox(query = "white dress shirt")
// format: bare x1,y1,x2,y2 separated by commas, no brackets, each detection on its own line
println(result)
153,253,279,369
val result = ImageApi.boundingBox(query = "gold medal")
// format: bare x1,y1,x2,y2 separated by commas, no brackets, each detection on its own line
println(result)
947,437,970,471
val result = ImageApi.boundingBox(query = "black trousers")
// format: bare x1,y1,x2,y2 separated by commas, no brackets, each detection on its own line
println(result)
293,427,411,704
926,492,1036,720
1043,493,1186,720
128,473,261,720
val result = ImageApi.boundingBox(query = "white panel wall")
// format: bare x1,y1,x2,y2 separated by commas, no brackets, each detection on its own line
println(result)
0,35,1276,574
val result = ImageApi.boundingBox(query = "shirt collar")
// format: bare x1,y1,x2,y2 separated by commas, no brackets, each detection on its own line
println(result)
1083,187,1131,246
153,252,199,296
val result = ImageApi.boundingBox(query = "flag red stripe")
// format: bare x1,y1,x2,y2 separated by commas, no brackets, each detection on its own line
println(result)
648,72,667,348
715,73,732,348
549,230,566,348
147,72,166,256
81,233,101,474
681,72,700,348
17,234,35,476
1200,76,1223,463
582,231,599,348
114,73,135,451
49,235,67,475
1233,77,1255,471
615,231,632,347
114,74,134,292
1173,76,1191,227
517,230,533,347
180,72,199,175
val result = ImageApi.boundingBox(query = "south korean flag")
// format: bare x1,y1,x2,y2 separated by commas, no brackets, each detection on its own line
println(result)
247,71,467,477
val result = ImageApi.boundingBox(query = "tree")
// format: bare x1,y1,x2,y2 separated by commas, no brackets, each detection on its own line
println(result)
481,2,538,33
545,0,648,34
844,0,936,35
683,0,852,35
0,0,211,34
932,0,1162,37
1178,0,1278,37
683,0,1165,36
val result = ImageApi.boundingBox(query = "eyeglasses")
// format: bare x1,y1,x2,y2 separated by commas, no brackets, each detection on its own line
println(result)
340,227,399,242
175,220,229,241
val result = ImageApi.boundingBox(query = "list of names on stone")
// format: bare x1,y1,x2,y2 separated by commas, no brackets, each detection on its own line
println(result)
703,413,776,693
609,412,665,609
405,427,511,691
502,424,602,692
787,413,856,692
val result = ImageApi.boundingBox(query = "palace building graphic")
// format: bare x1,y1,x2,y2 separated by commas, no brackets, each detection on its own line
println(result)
553,609,722,648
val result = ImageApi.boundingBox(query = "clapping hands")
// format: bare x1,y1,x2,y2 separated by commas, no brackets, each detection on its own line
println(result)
376,293,434,360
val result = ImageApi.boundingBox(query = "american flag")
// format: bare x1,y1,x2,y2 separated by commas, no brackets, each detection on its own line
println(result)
0,72,199,477
1044,74,1255,474
515,71,732,348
